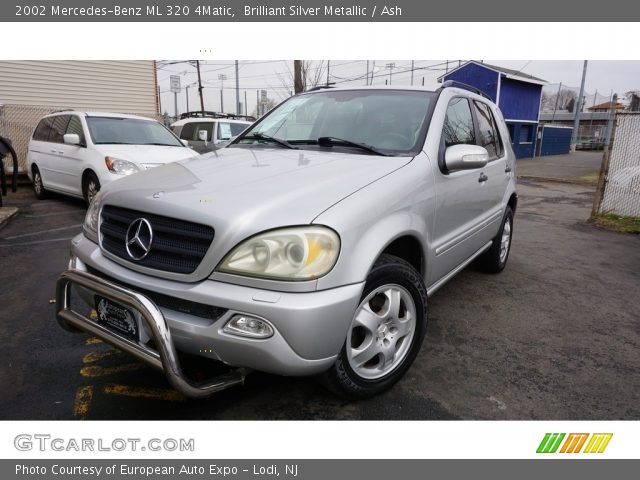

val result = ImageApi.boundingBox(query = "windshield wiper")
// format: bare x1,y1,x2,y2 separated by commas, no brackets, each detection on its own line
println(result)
243,132,298,149
140,143,181,147
316,137,389,156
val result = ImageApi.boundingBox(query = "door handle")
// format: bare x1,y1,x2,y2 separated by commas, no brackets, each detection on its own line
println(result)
478,173,488,183
51,149,57,153
505,166,512,173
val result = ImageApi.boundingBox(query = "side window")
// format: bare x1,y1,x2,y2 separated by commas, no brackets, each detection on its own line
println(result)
66,116,86,145
442,97,475,147
49,115,70,144
195,123,213,141
473,101,503,159
179,123,196,140
217,122,233,141
33,117,54,142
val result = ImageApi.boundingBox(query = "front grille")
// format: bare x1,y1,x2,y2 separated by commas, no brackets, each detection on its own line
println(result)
100,205,215,274
86,266,227,322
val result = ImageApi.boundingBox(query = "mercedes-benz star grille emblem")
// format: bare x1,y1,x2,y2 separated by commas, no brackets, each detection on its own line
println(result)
125,218,153,260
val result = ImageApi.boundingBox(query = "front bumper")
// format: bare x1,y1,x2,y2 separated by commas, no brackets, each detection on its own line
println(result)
57,235,364,396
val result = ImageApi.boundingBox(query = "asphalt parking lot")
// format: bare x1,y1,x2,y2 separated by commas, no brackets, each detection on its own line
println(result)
1,175,639,420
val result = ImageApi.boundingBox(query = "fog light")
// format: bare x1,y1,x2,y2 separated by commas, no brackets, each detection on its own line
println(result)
223,314,274,339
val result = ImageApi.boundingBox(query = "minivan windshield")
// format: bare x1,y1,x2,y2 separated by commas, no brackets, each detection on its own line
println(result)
235,89,435,155
86,117,183,146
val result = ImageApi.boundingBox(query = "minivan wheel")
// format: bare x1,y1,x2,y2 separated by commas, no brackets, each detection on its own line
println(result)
32,166,47,200
477,206,514,273
321,254,427,399
83,172,101,205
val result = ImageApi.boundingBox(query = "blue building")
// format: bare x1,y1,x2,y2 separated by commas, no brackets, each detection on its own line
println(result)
439,61,547,158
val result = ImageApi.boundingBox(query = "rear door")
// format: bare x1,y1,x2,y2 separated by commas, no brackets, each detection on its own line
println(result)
28,117,54,184
56,115,88,196
470,100,510,237
430,96,489,283
44,115,73,193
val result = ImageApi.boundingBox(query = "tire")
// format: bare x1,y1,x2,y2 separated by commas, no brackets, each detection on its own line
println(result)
321,254,428,399
477,206,514,273
83,171,101,205
32,165,47,200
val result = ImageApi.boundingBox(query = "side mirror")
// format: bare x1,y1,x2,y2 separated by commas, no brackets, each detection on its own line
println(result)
444,144,489,172
63,133,81,145
180,139,190,147
198,130,209,142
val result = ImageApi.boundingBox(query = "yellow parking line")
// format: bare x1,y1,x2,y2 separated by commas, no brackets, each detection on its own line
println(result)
103,384,186,403
73,386,93,419
82,349,118,364
85,337,102,345
80,363,143,378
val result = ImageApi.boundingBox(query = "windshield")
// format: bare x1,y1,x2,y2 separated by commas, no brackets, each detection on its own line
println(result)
235,89,435,155
86,117,183,146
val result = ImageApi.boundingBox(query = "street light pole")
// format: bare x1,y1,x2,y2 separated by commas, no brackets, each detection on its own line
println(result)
185,85,189,112
385,63,395,85
235,60,240,115
218,74,227,112
570,60,588,152
195,60,205,113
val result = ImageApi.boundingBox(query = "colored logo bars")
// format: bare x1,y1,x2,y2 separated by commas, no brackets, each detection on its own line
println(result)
536,433,613,454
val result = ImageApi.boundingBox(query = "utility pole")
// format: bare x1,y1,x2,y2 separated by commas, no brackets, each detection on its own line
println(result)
185,85,189,112
256,90,259,117
570,60,588,152
218,73,227,112
235,60,240,115
365,60,369,86
370,60,376,85
604,93,617,154
196,60,205,113
294,60,303,94
385,63,395,85
410,60,414,86
326,60,330,86
174,91,178,119
244,91,248,116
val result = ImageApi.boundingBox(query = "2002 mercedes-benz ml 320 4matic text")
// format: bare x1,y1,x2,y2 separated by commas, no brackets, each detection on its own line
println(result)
56,82,517,399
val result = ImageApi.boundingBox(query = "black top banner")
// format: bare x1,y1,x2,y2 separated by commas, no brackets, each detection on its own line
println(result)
6,0,640,21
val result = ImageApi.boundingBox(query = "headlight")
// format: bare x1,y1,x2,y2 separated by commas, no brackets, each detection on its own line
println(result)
105,156,140,175
83,192,103,243
217,226,340,281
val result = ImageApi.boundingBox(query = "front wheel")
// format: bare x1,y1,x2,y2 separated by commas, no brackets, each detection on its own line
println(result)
321,254,428,399
83,172,101,205
32,165,47,200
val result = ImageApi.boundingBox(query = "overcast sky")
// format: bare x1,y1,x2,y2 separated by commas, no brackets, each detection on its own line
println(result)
156,60,640,117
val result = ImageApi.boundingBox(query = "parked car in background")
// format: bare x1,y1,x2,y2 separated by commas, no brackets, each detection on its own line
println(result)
171,111,254,154
27,111,198,204
57,83,517,399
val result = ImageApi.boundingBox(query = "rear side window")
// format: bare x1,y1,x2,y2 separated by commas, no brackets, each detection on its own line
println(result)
442,97,476,147
179,122,213,141
66,116,86,145
33,117,54,141
49,115,70,144
473,101,503,159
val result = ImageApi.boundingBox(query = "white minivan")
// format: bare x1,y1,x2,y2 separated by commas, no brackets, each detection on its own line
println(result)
27,111,198,204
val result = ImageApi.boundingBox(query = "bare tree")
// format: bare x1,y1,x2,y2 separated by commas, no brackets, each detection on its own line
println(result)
277,61,328,96
626,90,640,111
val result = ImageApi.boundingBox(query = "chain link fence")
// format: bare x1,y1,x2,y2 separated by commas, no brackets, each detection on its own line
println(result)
0,104,165,174
593,113,640,218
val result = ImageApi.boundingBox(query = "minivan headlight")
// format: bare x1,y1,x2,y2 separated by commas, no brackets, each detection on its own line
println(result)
83,192,103,243
217,226,340,281
105,156,140,175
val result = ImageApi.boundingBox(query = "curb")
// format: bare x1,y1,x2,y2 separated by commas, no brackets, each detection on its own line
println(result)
517,175,598,187
0,207,19,229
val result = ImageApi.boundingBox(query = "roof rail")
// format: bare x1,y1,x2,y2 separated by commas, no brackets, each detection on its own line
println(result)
439,80,491,100
179,111,256,121
49,109,75,114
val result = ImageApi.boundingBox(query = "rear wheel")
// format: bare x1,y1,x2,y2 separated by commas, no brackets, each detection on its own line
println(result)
477,206,513,273
32,165,47,200
83,171,100,205
321,254,428,399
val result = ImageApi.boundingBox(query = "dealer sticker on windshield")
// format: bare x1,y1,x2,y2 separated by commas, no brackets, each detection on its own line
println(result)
94,296,139,341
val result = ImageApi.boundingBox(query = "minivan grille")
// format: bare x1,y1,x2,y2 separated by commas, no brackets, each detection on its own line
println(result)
100,205,215,274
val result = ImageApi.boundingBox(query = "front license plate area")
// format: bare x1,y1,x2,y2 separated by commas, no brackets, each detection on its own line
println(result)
94,295,139,342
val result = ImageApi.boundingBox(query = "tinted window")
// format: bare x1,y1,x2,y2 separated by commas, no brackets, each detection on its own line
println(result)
473,101,503,159
33,117,54,141
181,122,213,141
49,115,70,144
443,97,475,147
66,116,86,145
86,117,183,146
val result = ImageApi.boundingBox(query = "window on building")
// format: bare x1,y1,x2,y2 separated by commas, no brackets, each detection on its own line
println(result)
443,97,475,147
519,124,533,144
473,101,503,159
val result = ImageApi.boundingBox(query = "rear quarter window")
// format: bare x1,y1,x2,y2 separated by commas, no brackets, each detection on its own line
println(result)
33,117,54,141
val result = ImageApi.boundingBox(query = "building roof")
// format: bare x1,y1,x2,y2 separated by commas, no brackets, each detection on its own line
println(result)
438,61,547,86
587,101,625,111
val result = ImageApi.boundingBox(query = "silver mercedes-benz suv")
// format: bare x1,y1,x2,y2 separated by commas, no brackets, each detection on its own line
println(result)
56,82,517,399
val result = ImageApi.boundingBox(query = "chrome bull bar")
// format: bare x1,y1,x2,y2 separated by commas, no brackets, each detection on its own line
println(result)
56,269,249,398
